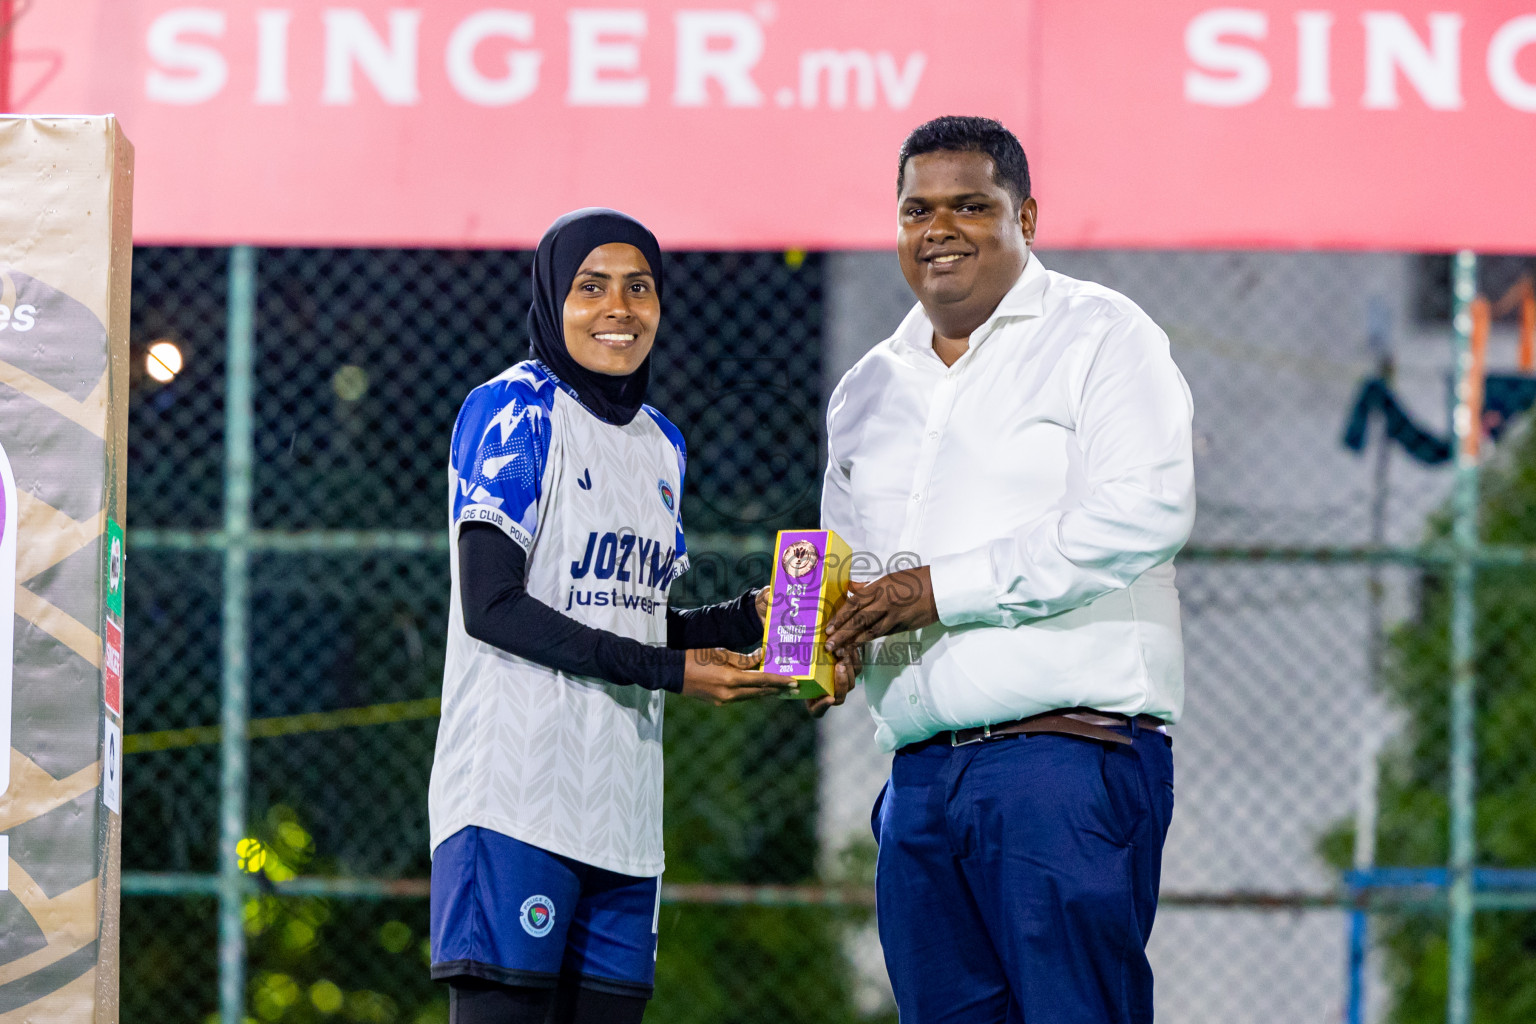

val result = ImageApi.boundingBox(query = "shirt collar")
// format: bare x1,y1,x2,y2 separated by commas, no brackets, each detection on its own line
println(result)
892,253,1049,355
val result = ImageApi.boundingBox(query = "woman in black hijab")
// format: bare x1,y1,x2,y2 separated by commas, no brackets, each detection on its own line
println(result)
524,207,658,425
428,209,809,1024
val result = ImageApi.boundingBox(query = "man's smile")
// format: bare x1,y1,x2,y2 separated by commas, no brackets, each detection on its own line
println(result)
923,250,971,268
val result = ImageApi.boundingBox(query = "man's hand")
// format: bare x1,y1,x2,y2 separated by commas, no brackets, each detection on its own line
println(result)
681,648,795,706
824,567,939,658
808,643,862,719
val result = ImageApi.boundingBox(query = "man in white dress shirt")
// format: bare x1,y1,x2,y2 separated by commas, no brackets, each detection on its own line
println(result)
822,116,1195,1023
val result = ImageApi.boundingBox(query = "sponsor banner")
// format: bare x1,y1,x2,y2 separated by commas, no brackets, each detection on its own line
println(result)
1038,1,1536,250
103,720,124,815
0,115,133,1017
104,618,124,717
105,518,126,618
11,1,1536,249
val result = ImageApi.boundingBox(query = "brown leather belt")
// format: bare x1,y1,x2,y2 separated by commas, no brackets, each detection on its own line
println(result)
938,708,1168,748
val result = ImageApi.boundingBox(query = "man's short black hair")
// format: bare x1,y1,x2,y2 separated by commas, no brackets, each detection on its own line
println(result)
897,116,1030,207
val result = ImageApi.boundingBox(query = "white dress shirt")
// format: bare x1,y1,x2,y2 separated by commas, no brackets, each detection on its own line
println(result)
822,255,1195,752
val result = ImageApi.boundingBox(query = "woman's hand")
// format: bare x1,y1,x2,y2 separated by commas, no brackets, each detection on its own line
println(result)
754,586,771,623
681,648,796,705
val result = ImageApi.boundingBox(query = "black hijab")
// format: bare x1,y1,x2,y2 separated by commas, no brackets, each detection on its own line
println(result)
528,208,665,426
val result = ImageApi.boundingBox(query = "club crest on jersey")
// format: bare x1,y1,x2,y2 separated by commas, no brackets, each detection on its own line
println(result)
520,895,555,937
658,479,674,513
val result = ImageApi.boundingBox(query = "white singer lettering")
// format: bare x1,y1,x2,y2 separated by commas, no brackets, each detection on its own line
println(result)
673,10,764,107
322,9,422,105
1488,15,1536,112
1184,8,1269,107
1185,7,1532,112
142,6,926,112
567,9,648,106
1362,12,1462,110
145,8,228,105
255,9,292,104
447,11,542,106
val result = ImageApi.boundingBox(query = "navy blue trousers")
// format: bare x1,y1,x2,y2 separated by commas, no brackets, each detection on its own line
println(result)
873,727,1174,1023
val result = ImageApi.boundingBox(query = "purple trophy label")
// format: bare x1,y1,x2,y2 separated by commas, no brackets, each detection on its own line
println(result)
767,531,827,677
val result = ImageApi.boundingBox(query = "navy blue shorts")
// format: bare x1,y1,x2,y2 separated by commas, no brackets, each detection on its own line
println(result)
429,826,660,998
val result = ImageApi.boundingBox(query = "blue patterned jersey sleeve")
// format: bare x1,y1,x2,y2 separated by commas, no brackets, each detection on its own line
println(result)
644,405,689,583
450,366,556,552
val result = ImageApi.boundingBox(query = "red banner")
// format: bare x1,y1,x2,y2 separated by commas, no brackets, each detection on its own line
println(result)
10,1,1535,249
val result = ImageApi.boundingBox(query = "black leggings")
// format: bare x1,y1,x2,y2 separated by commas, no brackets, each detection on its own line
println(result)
447,976,647,1024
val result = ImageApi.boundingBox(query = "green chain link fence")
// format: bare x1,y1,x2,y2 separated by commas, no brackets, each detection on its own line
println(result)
118,245,1536,1023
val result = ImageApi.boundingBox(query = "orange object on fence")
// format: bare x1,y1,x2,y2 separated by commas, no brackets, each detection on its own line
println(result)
1520,282,1535,374
1464,297,1491,460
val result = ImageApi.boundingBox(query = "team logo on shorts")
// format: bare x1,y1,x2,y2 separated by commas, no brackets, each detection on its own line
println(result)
658,479,674,513
520,895,556,937
781,540,819,578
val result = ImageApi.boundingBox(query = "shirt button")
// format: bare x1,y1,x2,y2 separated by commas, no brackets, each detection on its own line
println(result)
926,431,939,441
908,694,919,705
911,493,922,502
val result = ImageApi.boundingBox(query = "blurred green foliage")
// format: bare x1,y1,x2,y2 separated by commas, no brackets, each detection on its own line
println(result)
121,804,447,1024
652,691,888,1024
1329,423,1536,1022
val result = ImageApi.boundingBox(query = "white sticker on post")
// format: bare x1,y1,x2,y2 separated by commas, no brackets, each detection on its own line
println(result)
102,720,123,815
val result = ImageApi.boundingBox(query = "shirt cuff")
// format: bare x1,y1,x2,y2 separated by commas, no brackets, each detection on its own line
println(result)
656,648,687,694
928,547,1000,627
595,636,687,693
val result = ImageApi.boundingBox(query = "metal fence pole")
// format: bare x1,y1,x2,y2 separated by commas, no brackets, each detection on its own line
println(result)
219,245,257,1024
1446,249,1479,1024
1347,298,1395,1024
